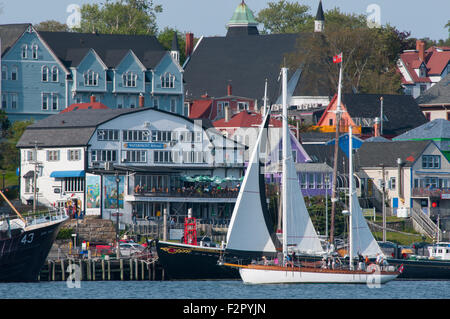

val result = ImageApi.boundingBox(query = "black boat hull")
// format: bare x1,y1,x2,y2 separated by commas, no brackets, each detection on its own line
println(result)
0,220,65,282
387,258,450,280
156,241,240,280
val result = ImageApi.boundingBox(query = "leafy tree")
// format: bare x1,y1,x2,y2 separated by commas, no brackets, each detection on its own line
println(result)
157,27,186,65
0,110,10,137
75,0,162,35
34,20,70,32
0,119,34,171
256,0,313,34
286,9,404,94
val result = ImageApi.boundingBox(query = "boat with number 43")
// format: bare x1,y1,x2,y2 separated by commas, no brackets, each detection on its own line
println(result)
0,190,68,282
221,67,401,284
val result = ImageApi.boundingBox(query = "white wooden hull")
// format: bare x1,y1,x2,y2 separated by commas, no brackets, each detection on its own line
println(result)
238,266,399,284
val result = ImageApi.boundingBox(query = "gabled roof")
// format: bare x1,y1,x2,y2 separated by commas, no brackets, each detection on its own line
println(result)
184,33,334,103
38,31,166,69
320,93,427,137
0,23,30,56
355,140,431,168
415,73,450,105
213,110,282,128
189,99,213,119
303,143,348,173
393,119,450,151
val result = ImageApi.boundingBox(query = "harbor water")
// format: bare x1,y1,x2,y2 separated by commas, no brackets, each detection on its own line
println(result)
1,280,449,299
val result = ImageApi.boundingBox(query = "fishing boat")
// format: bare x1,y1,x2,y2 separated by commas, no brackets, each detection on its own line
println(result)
0,190,68,282
222,67,401,284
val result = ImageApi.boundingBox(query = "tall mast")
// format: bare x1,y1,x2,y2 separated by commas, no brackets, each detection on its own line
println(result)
349,124,354,270
281,67,288,262
263,78,268,115
330,54,343,247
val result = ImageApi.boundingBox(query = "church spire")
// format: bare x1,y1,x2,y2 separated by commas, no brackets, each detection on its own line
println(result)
170,31,180,63
226,1,259,36
314,0,325,33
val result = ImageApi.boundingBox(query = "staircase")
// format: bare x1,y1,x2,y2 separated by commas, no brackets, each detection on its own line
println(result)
410,207,441,240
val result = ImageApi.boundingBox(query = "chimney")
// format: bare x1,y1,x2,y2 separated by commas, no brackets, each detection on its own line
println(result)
90,95,96,103
139,94,144,108
373,117,380,137
185,32,194,58
227,83,232,96
225,105,230,122
416,40,425,62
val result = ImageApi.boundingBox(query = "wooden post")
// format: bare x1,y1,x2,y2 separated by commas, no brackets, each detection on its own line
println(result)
135,259,138,280
129,259,133,280
52,261,55,281
87,260,91,281
120,259,124,281
108,260,111,281
92,260,95,281
101,259,105,281
61,260,65,281
79,260,83,281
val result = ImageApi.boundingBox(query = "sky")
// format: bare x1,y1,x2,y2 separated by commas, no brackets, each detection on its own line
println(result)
0,0,449,41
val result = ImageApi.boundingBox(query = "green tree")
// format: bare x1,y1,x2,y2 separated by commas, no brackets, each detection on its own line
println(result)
75,0,162,35
0,110,10,137
256,0,313,34
286,9,404,94
0,119,33,171
157,27,186,65
34,20,70,32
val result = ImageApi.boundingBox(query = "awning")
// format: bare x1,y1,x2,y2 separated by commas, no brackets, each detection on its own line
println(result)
50,170,85,178
23,170,34,178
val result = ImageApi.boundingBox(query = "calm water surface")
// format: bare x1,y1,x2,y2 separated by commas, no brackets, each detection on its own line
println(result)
0,280,449,299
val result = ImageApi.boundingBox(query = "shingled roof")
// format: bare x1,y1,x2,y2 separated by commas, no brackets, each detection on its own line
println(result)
354,140,431,168
184,33,334,103
415,73,450,105
38,31,167,69
0,23,30,56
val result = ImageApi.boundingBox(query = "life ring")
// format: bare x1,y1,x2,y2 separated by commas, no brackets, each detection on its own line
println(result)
366,263,381,273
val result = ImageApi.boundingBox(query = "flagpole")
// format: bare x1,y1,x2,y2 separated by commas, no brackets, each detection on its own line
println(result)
330,53,343,248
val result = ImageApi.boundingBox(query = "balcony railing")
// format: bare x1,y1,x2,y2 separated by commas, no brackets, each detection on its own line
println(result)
412,188,450,198
131,186,240,199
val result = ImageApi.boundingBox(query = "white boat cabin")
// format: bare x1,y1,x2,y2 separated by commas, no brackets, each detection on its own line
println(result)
428,242,450,260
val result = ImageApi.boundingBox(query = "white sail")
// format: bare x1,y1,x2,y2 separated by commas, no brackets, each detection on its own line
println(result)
284,133,325,254
350,191,383,258
226,103,278,255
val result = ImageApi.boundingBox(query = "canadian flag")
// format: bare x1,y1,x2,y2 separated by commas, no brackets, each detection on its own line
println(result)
333,53,342,64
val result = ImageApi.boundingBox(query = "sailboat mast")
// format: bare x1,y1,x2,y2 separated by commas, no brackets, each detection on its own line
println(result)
281,67,288,262
330,55,343,247
349,124,353,270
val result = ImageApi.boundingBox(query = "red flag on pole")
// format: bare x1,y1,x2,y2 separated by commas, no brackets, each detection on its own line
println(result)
333,53,342,64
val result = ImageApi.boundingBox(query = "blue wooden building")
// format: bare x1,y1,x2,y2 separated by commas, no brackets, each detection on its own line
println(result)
0,24,185,122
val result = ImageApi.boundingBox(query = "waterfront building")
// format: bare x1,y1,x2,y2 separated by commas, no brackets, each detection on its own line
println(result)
17,107,245,225
0,24,185,122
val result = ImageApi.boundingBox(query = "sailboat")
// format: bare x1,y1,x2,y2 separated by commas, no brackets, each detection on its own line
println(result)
222,67,401,284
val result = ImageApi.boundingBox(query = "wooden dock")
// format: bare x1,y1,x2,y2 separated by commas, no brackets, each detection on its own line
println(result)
38,258,166,281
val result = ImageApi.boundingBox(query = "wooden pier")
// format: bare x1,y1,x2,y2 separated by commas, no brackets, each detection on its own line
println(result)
38,258,165,281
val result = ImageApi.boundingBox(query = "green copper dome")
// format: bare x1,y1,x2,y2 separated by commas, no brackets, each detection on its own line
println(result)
227,1,258,27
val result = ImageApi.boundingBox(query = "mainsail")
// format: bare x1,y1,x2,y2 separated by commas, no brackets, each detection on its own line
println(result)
225,108,281,257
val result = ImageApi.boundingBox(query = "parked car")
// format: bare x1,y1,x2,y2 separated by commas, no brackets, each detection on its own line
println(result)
119,242,144,257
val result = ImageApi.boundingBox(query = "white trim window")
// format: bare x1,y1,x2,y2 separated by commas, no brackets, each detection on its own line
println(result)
97,129,119,141
21,45,28,59
154,150,173,163
91,150,117,162
10,93,18,109
42,66,49,82
52,94,59,110
32,44,38,59
161,72,175,88
1,66,7,80
123,130,149,142
68,149,81,161
84,70,99,86
238,101,249,111
64,177,84,192
47,150,60,161
1,93,7,109
42,93,50,110
11,66,18,81
170,98,177,113
123,72,137,87
51,66,59,82
124,150,147,163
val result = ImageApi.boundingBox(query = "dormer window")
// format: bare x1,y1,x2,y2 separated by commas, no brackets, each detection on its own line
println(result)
161,72,175,88
419,64,427,78
84,70,99,86
123,72,137,87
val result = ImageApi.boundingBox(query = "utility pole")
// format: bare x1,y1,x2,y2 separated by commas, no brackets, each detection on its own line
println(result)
381,164,386,242
115,172,121,258
30,141,43,214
